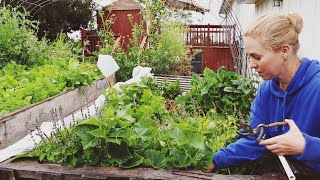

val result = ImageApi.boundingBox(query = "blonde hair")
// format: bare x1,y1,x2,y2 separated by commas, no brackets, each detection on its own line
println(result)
244,13,303,53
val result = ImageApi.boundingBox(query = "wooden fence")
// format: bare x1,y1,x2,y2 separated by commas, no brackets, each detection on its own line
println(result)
186,25,236,72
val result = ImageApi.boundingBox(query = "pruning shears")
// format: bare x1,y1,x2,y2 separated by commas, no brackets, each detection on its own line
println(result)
238,117,287,140
237,115,296,179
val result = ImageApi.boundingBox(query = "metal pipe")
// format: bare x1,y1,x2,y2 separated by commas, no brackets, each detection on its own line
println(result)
278,155,296,180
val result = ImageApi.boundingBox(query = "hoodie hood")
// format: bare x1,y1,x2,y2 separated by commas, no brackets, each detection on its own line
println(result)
270,58,320,97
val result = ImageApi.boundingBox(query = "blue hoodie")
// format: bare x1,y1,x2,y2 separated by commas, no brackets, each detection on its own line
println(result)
213,58,320,172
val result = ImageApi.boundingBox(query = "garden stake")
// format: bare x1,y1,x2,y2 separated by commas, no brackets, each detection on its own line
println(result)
279,155,296,180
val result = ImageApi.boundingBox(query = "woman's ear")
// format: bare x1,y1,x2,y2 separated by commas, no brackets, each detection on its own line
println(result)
281,44,291,57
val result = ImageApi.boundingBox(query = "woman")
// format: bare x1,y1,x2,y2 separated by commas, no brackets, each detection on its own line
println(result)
206,13,320,174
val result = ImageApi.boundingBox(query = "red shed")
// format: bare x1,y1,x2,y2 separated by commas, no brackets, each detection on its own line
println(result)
97,0,145,51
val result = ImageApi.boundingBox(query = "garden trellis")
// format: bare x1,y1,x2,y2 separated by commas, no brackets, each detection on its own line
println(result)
163,0,253,77
2,0,59,16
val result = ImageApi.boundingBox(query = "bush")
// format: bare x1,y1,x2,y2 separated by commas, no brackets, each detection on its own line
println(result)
146,21,191,75
0,7,44,67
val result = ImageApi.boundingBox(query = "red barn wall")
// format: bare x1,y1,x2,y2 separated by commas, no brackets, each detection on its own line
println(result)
97,9,144,51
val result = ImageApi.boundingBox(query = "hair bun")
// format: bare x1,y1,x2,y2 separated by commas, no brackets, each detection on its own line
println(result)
288,13,303,34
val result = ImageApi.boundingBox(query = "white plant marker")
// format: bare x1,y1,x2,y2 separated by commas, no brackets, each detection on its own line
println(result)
97,54,119,78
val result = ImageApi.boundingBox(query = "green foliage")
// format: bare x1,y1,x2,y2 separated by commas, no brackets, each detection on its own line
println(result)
161,78,182,100
139,0,166,38
98,20,192,81
145,21,192,75
0,60,100,116
140,77,182,100
175,68,257,117
45,33,80,62
137,0,192,75
91,0,192,81
0,7,85,67
138,0,192,43
17,78,239,170
0,7,43,67
96,10,117,48
0,7,101,116
93,11,144,82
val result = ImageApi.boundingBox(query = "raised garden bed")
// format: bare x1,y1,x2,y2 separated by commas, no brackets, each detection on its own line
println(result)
0,75,116,149
0,159,287,180
0,71,293,180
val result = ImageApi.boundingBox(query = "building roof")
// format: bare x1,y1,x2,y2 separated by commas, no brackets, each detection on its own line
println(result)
99,0,208,13
103,0,142,11
163,0,209,14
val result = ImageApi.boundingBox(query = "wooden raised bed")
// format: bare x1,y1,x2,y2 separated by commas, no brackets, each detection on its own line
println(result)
0,159,287,180
0,75,116,149
0,75,290,180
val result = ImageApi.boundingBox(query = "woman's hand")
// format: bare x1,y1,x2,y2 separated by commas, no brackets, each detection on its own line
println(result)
259,119,306,156
203,163,216,173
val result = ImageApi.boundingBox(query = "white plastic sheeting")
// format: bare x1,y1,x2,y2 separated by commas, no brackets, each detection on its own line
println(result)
0,95,106,163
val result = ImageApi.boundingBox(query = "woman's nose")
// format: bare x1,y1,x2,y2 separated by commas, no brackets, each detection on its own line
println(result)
249,59,258,69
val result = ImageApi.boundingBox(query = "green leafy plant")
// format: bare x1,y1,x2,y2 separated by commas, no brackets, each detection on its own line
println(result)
161,78,182,100
0,7,102,116
145,21,192,75
15,78,239,170
175,68,257,117
0,59,100,116
93,10,143,82
0,7,43,67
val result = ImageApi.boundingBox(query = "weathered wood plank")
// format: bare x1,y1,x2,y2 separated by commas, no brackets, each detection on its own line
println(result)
0,159,277,180
0,75,116,149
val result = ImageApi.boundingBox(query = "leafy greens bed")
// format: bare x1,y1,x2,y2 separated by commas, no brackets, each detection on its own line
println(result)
0,60,100,116
0,7,101,116
15,68,257,171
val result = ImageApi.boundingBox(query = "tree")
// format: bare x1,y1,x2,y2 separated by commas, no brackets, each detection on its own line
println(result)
1,0,94,40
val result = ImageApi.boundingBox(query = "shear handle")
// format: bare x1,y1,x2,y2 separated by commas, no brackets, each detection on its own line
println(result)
238,121,288,138
257,121,288,128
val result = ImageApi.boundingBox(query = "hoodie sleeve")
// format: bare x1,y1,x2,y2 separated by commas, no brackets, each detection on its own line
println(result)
296,133,320,162
212,85,269,171
212,112,269,171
